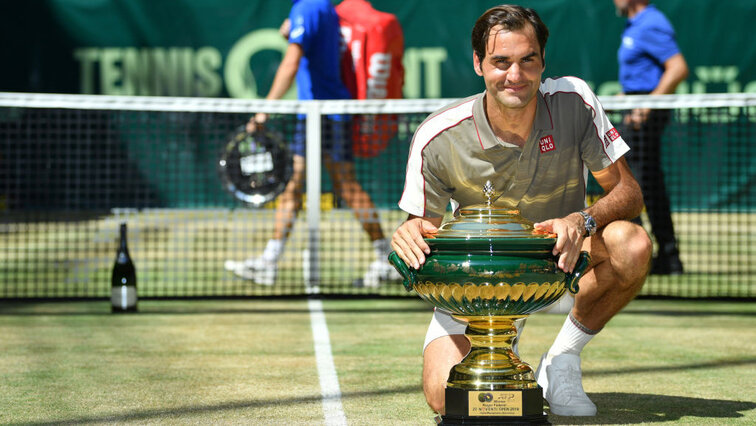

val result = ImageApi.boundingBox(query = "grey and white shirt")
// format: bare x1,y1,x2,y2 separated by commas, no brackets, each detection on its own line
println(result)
398,76,630,223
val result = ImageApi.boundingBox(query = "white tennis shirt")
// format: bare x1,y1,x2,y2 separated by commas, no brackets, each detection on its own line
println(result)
398,76,630,223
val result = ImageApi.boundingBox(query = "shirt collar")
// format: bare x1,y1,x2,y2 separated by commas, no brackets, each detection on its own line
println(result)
629,4,656,24
472,89,552,150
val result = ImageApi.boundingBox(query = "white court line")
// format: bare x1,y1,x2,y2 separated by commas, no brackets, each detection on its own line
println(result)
308,298,347,425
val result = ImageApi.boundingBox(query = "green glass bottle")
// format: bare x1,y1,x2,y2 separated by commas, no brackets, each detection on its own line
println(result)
111,223,137,313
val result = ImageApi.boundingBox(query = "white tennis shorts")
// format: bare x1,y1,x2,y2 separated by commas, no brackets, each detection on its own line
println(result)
422,292,575,352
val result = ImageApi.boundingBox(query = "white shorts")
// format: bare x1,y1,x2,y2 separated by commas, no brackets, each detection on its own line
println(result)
422,292,575,353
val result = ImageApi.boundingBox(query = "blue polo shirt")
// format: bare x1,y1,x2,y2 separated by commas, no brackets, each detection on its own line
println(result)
617,5,681,93
289,0,352,101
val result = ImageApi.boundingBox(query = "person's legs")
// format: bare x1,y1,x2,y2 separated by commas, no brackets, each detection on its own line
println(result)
423,335,470,414
323,115,398,287
224,155,306,284
536,220,652,416
325,157,401,287
324,158,384,239
273,155,306,240
572,220,651,329
422,310,526,416
643,110,682,273
622,110,682,274
422,309,469,415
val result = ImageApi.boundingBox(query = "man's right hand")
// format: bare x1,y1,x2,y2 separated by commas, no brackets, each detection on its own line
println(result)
246,112,268,133
391,217,440,270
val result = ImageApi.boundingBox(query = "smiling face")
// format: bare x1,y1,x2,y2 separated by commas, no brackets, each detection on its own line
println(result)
473,25,545,112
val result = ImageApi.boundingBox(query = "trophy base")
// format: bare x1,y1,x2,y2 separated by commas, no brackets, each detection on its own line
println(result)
440,387,549,425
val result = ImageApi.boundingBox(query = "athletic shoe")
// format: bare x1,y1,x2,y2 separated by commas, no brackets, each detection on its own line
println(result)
650,255,684,275
224,257,276,286
361,259,402,288
535,353,597,416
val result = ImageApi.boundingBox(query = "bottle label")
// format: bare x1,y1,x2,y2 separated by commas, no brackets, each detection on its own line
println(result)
111,285,138,309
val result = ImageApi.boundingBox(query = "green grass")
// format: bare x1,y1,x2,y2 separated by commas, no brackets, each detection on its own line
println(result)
1,298,755,425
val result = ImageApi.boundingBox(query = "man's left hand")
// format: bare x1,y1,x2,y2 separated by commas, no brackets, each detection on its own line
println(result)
625,107,650,130
534,213,585,272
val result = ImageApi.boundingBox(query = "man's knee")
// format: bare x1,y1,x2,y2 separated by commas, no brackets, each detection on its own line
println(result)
424,384,445,414
602,221,653,276
422,335,469,414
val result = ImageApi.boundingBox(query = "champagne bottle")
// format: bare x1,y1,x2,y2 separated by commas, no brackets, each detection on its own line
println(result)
111,223,137,313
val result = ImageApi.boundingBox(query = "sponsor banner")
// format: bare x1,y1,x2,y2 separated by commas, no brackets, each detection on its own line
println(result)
1,0,754,98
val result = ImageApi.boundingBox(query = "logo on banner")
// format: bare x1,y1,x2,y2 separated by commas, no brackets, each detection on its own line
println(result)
539,135,555,153
604,127,620,148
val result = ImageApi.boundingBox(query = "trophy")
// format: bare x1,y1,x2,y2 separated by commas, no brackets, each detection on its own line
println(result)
389,182,590,425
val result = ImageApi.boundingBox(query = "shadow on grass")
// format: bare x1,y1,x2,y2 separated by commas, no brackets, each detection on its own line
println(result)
15,384,423,425
17,388,755,425
586,357,756,377
549,392,756,424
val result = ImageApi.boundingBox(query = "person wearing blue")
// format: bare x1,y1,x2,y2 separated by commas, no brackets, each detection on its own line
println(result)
614,0,689,274
225,0,399,287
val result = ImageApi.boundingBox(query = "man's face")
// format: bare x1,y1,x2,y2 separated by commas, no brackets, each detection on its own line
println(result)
613,0,630,17
474,25,544,111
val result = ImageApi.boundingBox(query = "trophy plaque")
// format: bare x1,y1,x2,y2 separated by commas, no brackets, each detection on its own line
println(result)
389,182,590,425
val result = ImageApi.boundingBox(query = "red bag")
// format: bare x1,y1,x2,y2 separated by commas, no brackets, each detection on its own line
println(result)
336,0,404,158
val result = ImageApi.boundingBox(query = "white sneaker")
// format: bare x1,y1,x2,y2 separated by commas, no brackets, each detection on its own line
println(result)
224,257,277,286
362,259,402,288
535,353,597,416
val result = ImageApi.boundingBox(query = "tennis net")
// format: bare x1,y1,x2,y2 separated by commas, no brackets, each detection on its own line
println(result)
0,92,754,298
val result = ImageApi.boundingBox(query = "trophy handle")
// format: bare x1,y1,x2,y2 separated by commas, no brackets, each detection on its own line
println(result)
388,251,416,291
565,251,591,294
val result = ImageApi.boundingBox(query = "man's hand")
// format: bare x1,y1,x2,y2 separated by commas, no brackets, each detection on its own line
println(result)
246,112,268,133
625,107,650,130
534,213,585,272
391,217,439,270
279,18,291,39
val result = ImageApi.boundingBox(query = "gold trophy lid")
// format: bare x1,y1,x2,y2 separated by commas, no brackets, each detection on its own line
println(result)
426,181,556,251
434,205,555,240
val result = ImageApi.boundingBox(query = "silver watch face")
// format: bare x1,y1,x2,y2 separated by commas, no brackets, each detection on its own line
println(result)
580,211,597,236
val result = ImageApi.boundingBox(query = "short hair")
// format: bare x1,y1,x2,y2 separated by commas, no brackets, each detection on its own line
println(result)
471,4,549,63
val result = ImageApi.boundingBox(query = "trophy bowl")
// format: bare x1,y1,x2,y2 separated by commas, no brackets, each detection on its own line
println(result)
389,203,590,424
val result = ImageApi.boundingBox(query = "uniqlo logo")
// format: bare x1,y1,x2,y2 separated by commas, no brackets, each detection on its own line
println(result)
539,135,555,153
606,127,620,142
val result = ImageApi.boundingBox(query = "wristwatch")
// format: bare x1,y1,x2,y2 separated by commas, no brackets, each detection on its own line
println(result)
578,211,597,237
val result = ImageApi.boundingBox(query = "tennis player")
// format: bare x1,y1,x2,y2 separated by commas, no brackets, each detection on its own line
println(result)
391,5,652,417
225,0,399,287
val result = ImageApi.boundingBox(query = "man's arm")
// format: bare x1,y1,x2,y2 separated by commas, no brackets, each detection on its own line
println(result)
391,215,443,270
247,42,304,132
628,52,689,127
582,157,644,227
535,158,644,272
265,42,303,100
651,52,689,95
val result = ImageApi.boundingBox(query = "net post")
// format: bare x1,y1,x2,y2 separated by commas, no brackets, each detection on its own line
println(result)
305,101,322,294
